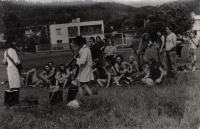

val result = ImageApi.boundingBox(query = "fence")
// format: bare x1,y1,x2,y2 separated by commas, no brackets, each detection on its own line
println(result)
36,33,135,52
36,43,69,52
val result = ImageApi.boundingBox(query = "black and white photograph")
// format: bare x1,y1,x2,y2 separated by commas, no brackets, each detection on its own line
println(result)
0,0,200,128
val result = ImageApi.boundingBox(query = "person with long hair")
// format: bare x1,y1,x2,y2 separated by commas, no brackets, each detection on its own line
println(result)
39,64,54,87
188,31,199,72
137,33,153,71
3,42,21,91
55,64,69,88
142,58,167,86
157,31,167,70
104,39,117,66
92,36,105,64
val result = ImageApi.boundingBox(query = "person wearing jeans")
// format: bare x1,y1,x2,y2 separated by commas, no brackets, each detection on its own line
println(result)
165,26,177,78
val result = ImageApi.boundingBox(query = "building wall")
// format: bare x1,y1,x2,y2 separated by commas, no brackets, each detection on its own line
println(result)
50,24,69,44
49,20,104,44
192,15,200,38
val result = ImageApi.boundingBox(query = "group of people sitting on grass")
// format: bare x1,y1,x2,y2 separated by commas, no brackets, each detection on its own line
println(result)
22,62,75,88
22,34,167,88
22,56,166,88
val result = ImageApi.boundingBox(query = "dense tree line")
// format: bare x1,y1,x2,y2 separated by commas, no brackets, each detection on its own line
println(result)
0,1,196,51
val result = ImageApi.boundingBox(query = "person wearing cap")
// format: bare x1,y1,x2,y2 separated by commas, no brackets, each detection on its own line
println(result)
73,36,94,98
142,58,167,86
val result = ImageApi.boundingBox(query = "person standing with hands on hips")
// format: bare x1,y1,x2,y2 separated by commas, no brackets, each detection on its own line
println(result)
73,36,94,99
2,42,21,91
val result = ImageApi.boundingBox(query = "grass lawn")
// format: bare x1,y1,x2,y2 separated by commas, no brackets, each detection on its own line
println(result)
0,44,200,129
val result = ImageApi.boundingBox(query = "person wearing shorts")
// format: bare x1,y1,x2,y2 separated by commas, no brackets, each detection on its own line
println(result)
188,31,199,72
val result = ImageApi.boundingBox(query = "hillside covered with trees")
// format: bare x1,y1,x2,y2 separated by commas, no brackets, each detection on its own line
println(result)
0,1,153,32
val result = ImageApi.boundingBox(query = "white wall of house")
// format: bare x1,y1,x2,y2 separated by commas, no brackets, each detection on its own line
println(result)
49,19,104,44
192,15,200,38
50,24,69,44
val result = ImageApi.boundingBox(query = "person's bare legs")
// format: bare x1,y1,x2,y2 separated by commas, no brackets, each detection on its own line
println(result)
63,79,68,88
118,74,124,82
97,79,105,87
106,73,111,88
82,82,93,96
113,76,121,86
56,80,59,86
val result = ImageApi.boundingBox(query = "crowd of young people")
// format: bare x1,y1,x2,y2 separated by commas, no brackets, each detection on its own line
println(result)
2,26,199,101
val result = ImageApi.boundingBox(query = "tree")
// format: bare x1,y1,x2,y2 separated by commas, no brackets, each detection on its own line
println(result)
145,2,194,41
38,27,49,44
3,10,23,43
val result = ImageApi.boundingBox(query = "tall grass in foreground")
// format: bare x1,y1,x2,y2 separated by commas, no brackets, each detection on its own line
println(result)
0,71,200,129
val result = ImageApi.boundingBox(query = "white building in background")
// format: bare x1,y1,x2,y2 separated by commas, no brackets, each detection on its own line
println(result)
192,13,200,38
49,18,104,44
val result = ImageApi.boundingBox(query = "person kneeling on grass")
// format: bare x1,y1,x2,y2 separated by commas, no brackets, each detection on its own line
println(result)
55,64,70,88
96,60,120,88
142,58,167,87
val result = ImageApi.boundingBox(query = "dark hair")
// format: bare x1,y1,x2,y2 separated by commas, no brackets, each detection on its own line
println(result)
104,59,111,67
116,55,123,62
107,39,114,46
149,58,156,64
189,31,196,38
75,36,86,46
96,36,101,42
142,33,150,41
5,42,15,49
59,64,66,73
89,37,96,43
66,65,73,71
48,61,54,66
44,64,51,71
166,26,174,32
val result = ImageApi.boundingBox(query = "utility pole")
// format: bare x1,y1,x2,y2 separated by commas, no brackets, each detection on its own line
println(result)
198,0,200,15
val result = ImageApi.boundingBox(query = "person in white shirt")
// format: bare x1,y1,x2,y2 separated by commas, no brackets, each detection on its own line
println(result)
3,42,21,90
74,36,94,99
188,31,199,72
104,39,117,66
165,26,177,78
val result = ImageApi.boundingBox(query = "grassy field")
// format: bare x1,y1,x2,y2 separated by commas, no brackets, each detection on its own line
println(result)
0,44,200,129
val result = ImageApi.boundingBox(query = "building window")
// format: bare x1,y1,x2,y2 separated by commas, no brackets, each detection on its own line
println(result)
57,40,62,44
194,20,198,25
198,19,200,25
56,28,62,35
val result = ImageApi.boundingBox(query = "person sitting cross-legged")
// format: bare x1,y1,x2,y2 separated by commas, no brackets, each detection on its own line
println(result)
55,64,70,88
96,60,120,88
142,58,167,87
